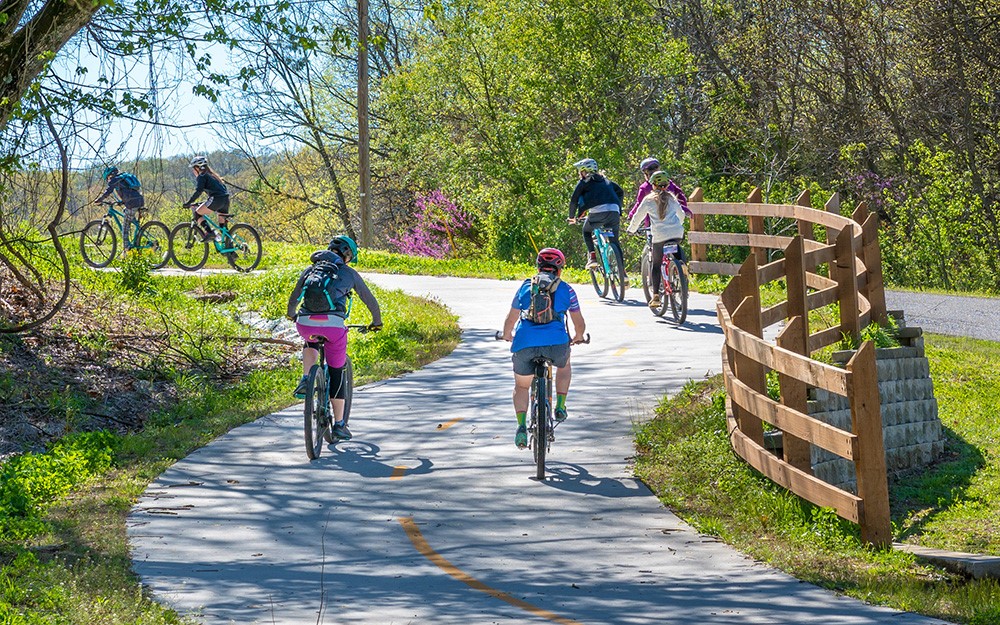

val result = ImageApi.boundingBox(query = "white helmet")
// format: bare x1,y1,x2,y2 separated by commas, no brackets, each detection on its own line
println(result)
573,158,599,174
189,155,208,169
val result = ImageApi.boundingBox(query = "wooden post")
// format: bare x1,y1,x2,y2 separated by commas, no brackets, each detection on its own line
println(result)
795,189,814,241
846,341,891,548
746,187,766,265
776,316,812,473
860,213,888,325
834,227,861,343
723,257,765,446
689,187,706,265
825,192,841,244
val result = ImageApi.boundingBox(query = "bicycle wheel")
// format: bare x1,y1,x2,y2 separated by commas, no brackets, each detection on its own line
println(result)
304,364,329,460
640,246,652,303
169,222,209,271
667,260,689,325
225,223,262,272
80,220,117,268
531,373,549,481
324,357,354,443
653,265,670,318
608,245,626,302
589,243,609,298
134,221,171,269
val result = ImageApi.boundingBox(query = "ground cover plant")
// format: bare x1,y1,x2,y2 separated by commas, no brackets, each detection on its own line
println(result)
633,332,1000,625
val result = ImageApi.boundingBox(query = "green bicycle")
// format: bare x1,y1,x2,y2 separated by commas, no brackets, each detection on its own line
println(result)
79,201,170,269
169,211,262,272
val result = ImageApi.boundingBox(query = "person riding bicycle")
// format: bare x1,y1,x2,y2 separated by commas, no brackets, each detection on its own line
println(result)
500,248,587,449
93,165,145,250
626,157,688,226
626,170,691,308
287,235,382,440
185,156,231,242
568,158,625,272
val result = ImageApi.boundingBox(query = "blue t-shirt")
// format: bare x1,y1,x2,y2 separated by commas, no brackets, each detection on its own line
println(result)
510,279,580,351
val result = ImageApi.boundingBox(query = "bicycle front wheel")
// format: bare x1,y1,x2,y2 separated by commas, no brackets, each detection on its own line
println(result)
589,249,609,298
531,374,549,481
225,223,262,272
667,260,689,325
80,220,117,268
169,223,209,271
135,221,171,269
324,357,354,443
640,247,652,303
608,245,626,302
304,364,329,460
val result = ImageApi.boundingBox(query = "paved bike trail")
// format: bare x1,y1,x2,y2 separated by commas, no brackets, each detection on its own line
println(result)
128,275,951,625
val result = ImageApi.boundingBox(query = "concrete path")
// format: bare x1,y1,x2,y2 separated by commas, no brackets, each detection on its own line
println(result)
886,290,1000,342
128,275,951,625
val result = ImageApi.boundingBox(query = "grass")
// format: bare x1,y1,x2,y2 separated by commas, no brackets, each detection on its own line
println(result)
633,332,1000,624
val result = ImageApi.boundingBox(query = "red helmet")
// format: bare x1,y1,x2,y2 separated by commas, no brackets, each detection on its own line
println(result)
536,247,566,272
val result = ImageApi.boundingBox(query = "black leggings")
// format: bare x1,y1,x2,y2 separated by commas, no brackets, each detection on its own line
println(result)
583,211,622,258
650,240,686,293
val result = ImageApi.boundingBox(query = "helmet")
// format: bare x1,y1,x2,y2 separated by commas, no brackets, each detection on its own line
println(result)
639,157,660,173
573,158,599,174
650,170,672,187
328,235,358,264
536,247,566,273
102,166,119,180
189,155,208,169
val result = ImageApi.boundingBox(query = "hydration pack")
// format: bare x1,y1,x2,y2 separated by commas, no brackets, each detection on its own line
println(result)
118,172,141,189
522,272,560,325
299,260,347,314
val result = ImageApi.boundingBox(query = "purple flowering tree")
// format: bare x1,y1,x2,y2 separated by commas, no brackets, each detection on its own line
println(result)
389,190,476,258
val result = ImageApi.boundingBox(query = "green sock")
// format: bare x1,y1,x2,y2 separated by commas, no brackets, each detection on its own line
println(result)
516,411,526,427
556,394,567,411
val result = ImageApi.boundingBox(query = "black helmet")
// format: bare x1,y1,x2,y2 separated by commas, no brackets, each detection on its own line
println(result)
328,235,358,264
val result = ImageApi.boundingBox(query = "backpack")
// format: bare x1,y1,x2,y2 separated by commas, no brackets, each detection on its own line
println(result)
521,272,561,325
299,260,347,314
119,172,141,189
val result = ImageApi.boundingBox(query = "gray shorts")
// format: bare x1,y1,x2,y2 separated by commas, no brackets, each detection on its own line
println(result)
512,344,571,375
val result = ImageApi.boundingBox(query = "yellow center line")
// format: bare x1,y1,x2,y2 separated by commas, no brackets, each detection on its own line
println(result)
436,417,465,431
613,348,628,356
624,319,637,328
399,517,586,625
390,466,408,480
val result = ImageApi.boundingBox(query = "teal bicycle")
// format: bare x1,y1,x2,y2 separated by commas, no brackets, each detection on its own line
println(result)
573,220,626,302
79,201,170,269
169,211,262,272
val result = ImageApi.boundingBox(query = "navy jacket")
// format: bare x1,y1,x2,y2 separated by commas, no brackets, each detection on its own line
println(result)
568,175,624,219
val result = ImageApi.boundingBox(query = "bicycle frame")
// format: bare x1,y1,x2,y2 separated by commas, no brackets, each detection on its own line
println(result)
660,242,680,296
593,227,615,275
100,203,144,248
193,214,242,254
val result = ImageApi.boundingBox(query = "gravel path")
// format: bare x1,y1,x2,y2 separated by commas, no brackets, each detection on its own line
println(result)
886,290,1000,341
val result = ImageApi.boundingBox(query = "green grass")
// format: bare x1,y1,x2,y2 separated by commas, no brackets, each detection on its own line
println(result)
633,333,1000,624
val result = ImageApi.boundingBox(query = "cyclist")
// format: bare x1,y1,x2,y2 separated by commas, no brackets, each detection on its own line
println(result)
626,170,691,308
500,248,587,449
567,158,625,271
185,156,231,242
93,166,145,250
286,235,383,440
625,157,689,225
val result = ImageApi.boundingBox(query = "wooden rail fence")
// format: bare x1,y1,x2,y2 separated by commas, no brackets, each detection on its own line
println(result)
688,186,892,547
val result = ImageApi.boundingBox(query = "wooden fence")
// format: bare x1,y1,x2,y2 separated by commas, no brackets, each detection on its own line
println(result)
689,186,892,547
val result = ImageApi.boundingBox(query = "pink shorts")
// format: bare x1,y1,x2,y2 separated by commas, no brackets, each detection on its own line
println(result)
296,323,348,368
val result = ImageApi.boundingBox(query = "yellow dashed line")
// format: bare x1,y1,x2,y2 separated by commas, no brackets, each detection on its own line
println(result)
399,517,586,625
390,466,408,480
613,348,628,356
624,319,637,328
436,417,465,431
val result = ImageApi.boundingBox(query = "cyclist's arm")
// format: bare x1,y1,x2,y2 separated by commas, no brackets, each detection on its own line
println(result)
185,175,207,206
568,183,584,220
626,201,649,234
94,182,115,203
568,309,586,343
351,274,383,327
286,274,307,319
502,307,519,341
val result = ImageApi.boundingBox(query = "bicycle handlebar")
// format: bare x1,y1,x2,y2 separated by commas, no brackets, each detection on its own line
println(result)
495,330,590,345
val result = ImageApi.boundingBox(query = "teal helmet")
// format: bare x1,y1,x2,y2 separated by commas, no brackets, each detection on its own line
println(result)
102,166,119,180
328,235,358,264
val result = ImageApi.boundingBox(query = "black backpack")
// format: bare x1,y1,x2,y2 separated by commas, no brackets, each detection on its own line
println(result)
521,272,561,324
299,260,347,314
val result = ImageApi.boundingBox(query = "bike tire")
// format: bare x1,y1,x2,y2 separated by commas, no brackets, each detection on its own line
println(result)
169,222,209,271
653,268,670,317
668,260,689,325
589,265,608,298
304,364,329,460
532,374,548,481
225,223,262,272
324,357,354,443
135,221,171,269
608,245,626,302
80,220,117,268
640,246,652,303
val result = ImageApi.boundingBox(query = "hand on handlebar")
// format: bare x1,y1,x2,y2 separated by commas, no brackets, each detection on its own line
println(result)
495,330,512,342
567,217,579,225
570,333,591,345
368,323,382,332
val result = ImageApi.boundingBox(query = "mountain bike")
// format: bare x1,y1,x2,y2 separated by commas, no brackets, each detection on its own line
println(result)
301,323,376,460
79,201,170,269
642,233,688,324
496,331,590,480
169,211,262,272
577,221,626,302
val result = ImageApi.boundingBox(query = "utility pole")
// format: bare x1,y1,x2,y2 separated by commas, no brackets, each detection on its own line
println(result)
357,0,372,246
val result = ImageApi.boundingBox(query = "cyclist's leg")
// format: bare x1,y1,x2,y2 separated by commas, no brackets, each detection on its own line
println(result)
650,241,666,293
550,344,571,421
320,327,349,425
209,195,231,228
122,203,138,249
511,348,536,447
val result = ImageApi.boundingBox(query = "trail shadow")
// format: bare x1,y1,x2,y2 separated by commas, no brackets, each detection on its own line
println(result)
653,318,724,335
325,440,434,479
540,462,651,497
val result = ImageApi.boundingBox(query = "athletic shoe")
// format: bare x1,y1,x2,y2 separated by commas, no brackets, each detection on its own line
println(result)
515,425,528,449
332,422,352,440
586,253,599,270
555,407,567,423
293,375,308,399
649,294,661,308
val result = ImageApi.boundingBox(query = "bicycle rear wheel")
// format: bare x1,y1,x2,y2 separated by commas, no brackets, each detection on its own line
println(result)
135,221,171,269
324,357,354,443
225,223,262,272
653,266,670,317
304,364,329,460
531,374,548,480
80,220,117,268
169,222,209,271
667,260,689,325
608,245,626,302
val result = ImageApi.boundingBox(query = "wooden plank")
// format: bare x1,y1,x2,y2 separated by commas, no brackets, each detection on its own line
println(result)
689,187,706,263
796,189,815,240
808,325,844,352
807,284,839,309
723,258,765,446
689,260,740,276
846,342,891,548
688,231,797,251
747,187,767,265
757,258,786,285
776,316,814,473
860,213,888,324
834,228,861,342
761,301,787,329
825,192,841,243
803,245,837,269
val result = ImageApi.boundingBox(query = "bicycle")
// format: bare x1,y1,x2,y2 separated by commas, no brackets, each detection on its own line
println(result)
79,201,170,269
169,210,262,272
638,229,688,324
572,219,626,302
301,322,376,460
496,331,590,480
